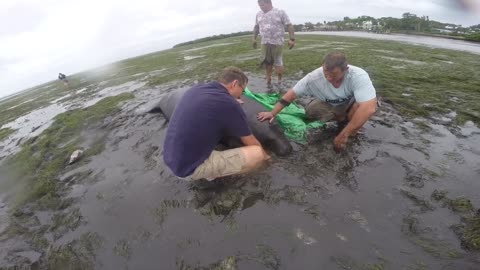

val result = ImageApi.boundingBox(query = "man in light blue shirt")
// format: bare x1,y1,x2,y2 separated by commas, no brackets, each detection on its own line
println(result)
257,51,377,151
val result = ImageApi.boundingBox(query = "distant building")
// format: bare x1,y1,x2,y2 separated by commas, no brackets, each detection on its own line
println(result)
313,25,337,31
434,28,453,33
362,21,373,31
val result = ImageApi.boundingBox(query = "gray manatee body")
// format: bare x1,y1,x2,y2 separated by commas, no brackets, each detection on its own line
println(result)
148,88,292,156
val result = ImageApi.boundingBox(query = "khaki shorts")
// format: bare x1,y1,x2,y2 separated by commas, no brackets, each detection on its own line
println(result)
261,44,283,66
185,148,247,181
305,98,355,122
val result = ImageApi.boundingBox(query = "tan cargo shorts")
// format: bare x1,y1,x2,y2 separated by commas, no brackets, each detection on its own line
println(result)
184,148,247,181
305,98,355,122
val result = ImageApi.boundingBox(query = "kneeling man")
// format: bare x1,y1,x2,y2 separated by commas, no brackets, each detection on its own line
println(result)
163,67,270,181
257,51,377,151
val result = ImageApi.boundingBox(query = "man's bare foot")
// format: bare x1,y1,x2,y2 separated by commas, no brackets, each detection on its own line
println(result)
267,80,273,89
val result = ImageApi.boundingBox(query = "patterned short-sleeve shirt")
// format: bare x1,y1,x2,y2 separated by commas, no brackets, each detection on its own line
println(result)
255,8,291,45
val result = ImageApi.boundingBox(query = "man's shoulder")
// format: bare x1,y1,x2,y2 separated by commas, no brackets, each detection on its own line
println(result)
347,65,369,77
305,67,325,80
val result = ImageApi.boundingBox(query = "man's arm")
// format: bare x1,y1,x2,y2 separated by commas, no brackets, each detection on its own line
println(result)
257,89,297,123
287,24,295,49
334,98,377,150
252,24,259,49
240,134,262,147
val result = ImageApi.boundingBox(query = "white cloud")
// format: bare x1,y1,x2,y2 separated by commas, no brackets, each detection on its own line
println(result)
0,0,478,98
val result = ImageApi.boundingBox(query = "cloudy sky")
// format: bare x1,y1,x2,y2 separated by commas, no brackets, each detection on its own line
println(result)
0,0,478,98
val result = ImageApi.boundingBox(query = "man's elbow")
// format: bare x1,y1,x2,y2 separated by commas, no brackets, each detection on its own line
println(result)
366,103,377,117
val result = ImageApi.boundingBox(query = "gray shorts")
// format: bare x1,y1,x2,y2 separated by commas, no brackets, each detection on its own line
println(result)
305,98,355,122
261,44,283,66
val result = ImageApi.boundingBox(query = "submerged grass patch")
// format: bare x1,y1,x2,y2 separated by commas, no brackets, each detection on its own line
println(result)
0,128,15,142
45,232,103,270
402,215,462,259
431,190,480,250
460,216,480,250
5,93,134,209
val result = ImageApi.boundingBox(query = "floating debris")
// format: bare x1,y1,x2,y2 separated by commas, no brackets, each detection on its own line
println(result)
295,228,317,245
68,150,84,165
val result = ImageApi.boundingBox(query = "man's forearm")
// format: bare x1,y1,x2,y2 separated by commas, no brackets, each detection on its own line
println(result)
271,103,286,116
340,104,376,136
287,24,295,39
253,25,259,41
272,89,297,116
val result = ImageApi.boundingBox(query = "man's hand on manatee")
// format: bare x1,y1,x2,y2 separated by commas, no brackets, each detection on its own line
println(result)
257,112,275,124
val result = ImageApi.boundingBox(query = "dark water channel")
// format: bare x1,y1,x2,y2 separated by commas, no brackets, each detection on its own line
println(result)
1,76,480,269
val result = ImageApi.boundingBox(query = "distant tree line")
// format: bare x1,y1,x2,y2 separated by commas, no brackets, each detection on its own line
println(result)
174,31,252,48
173,14,479,47
293,13,480,41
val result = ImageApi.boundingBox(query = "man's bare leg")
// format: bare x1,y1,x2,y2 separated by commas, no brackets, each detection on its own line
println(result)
275,65,283,84
239,145,269,173
266,65,273,86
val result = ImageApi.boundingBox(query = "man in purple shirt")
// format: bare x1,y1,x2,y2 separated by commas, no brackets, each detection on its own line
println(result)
163,67,270,181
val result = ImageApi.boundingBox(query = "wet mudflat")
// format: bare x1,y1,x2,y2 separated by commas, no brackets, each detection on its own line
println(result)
0,34,480,269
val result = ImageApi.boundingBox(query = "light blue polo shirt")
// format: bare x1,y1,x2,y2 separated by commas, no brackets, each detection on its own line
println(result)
293,65,376,105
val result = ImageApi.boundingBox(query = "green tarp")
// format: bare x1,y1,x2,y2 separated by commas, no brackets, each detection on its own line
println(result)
244,87,324,144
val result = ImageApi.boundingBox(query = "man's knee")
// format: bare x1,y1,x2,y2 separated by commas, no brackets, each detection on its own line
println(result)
241,145,267,168
305,101,334,122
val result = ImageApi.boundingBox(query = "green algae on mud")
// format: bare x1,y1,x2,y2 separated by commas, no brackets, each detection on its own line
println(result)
0,93,133,269
0,128,15,142
458,216,480,250
332,256,387,270
430,190,480,251
3,34,480,129
402,215,463,259
5,93,134,209
46,232,103,270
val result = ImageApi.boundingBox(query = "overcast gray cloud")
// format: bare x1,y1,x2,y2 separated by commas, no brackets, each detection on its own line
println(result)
0,0,478,98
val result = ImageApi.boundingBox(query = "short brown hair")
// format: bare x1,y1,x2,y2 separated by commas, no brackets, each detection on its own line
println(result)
217,67,248,86
258,0,272,3
323,51,348,72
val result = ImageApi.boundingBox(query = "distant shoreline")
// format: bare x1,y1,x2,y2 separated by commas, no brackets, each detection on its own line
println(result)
300,31,480,55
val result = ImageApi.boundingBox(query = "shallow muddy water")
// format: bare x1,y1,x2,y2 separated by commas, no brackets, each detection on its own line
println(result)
1,75,479,269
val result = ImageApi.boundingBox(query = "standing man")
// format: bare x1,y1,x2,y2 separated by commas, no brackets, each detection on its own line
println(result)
253,0,295,87
58,73,69,87
163,67,270,181
257,52,377,151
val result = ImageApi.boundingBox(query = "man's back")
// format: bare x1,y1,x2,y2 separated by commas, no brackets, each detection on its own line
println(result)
163,82,251,177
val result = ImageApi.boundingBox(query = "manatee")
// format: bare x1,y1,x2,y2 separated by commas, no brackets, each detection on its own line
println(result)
148,88,190,119
148,88,292,156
